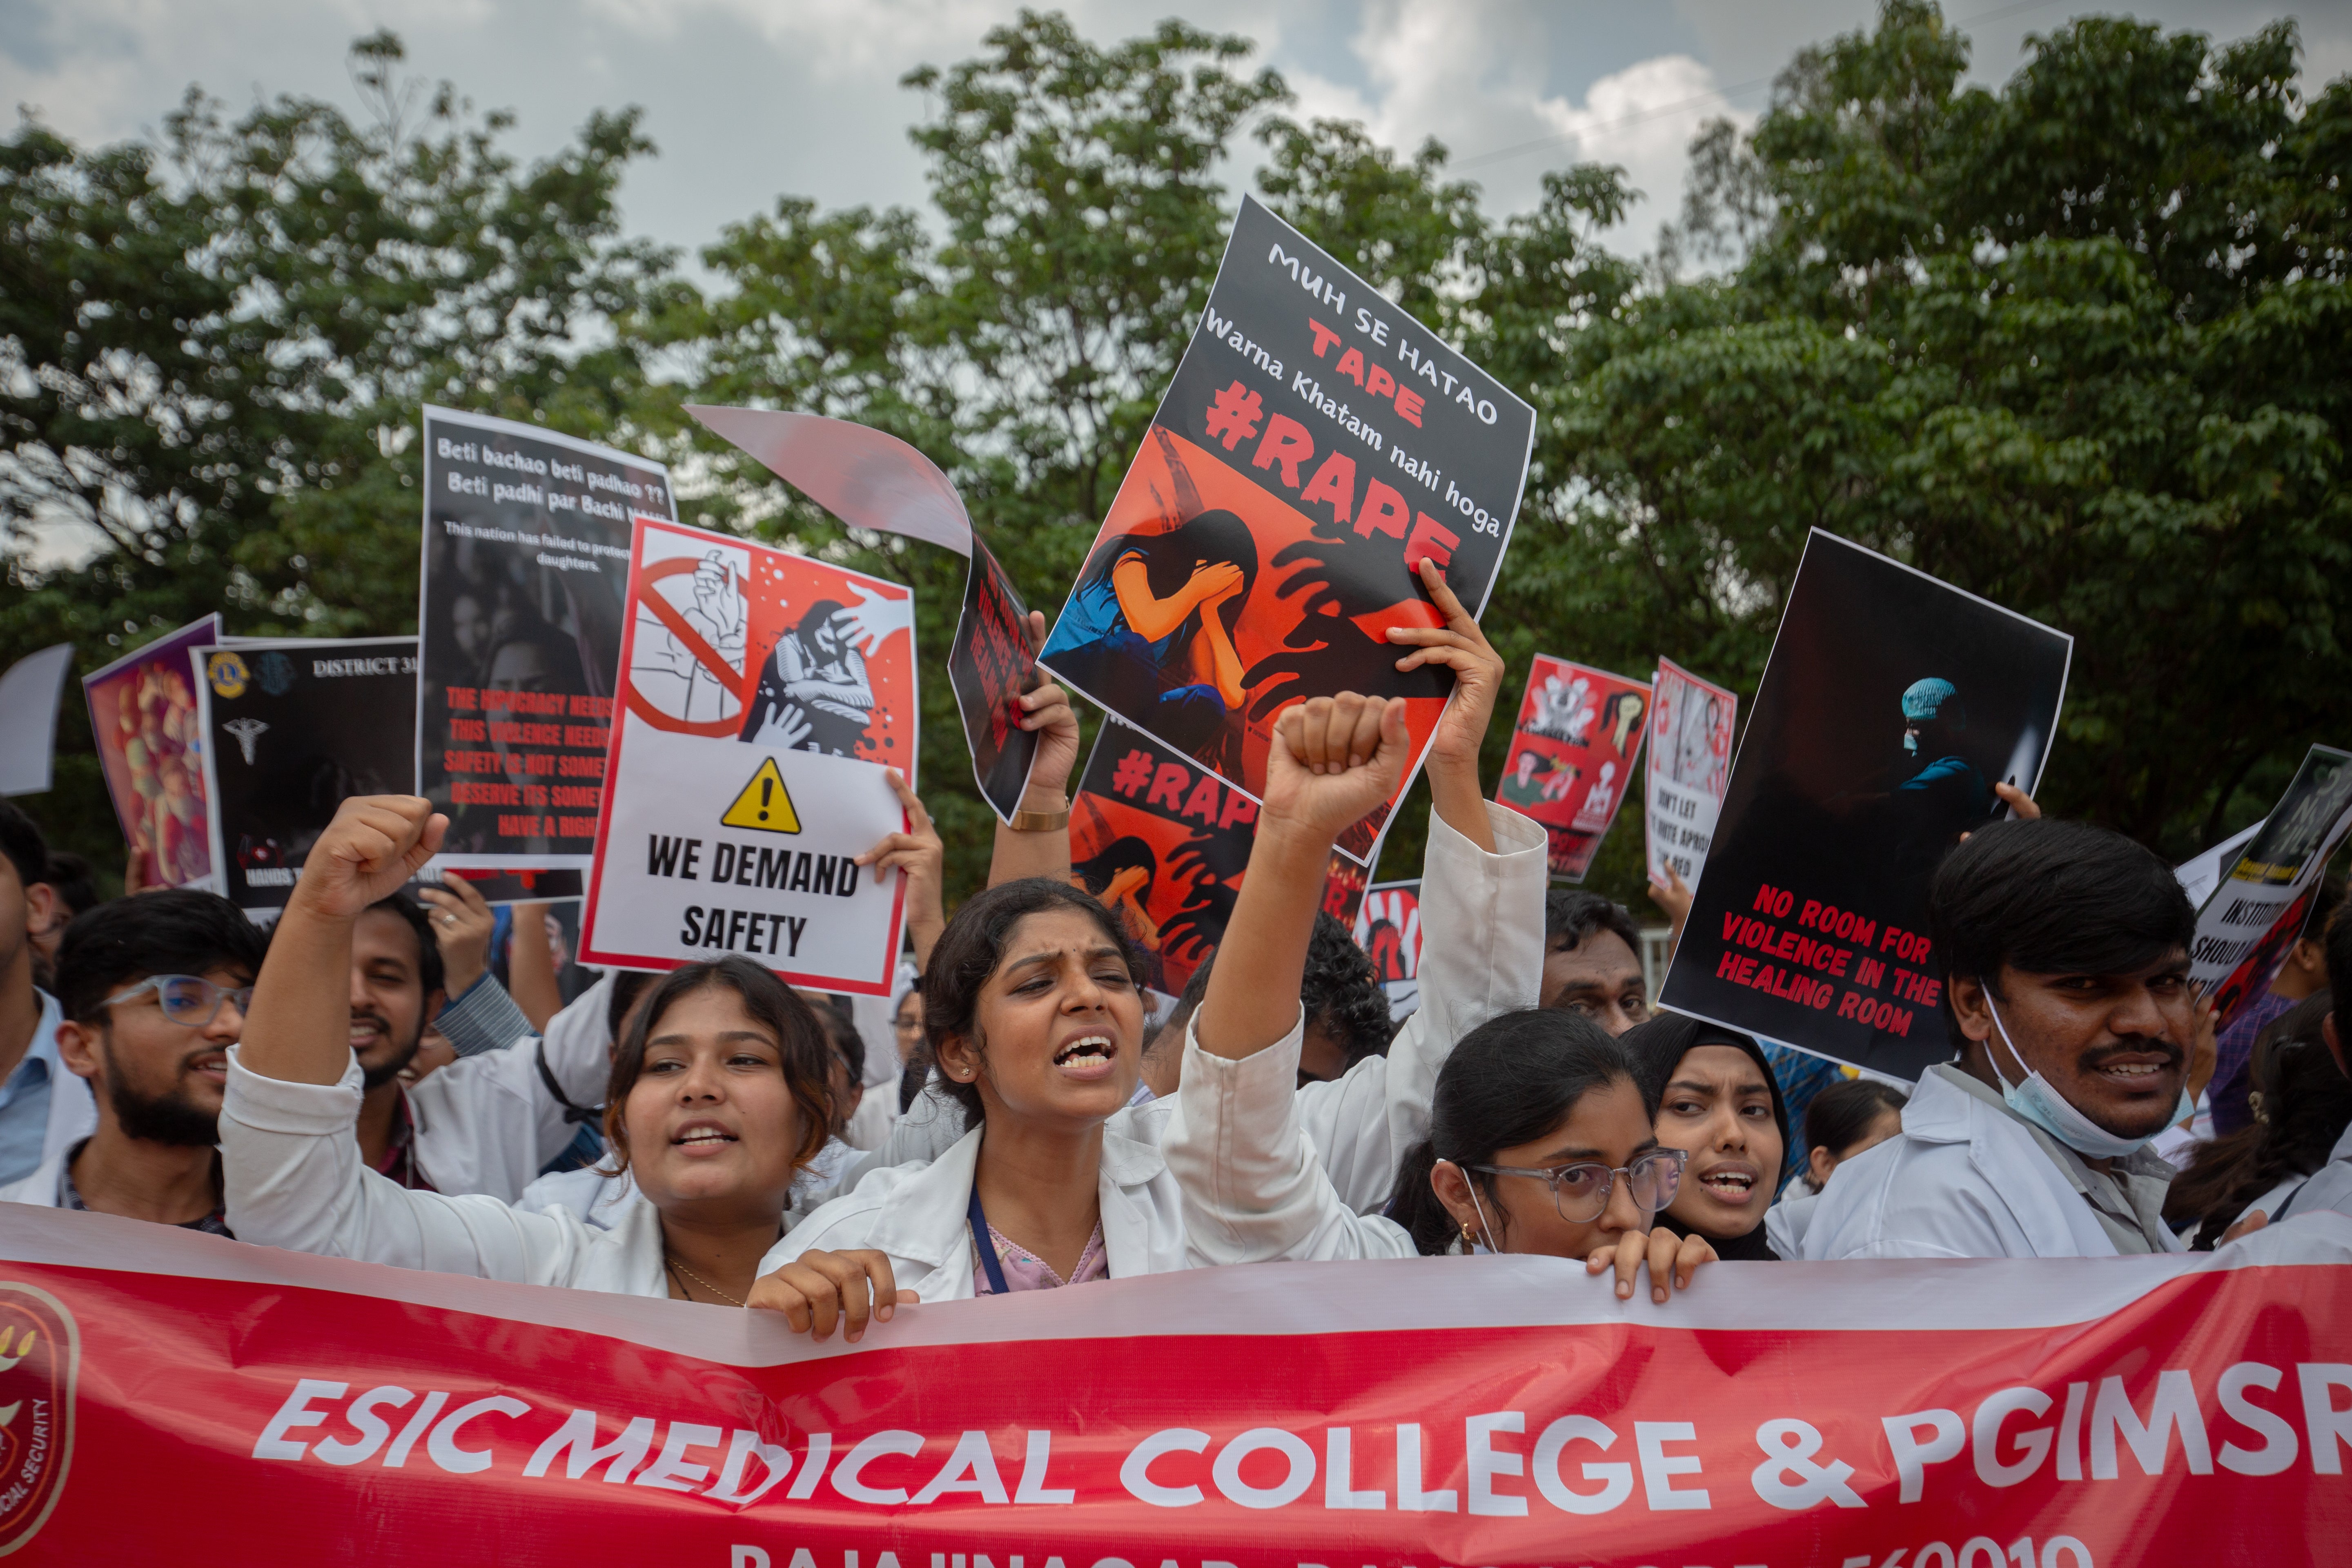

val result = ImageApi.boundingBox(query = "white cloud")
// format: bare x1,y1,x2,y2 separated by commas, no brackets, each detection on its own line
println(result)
1281,0,1745,252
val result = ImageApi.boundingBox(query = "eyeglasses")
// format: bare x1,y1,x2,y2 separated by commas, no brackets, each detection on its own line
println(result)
101,975,254,1029
1468,1147,1687,1223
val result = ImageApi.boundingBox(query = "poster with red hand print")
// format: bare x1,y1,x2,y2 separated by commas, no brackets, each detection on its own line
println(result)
1040,196,1534,865
1070,721,1387,999
1497,655,1651,882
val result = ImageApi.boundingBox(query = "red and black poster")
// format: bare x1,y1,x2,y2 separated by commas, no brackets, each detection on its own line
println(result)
1068,721,1257,998
1354,878,1424,1017
1496,655,1650,882
1659,530,2072,1080
417,406,678,870
1040,196,1535,865
947,540,1040,823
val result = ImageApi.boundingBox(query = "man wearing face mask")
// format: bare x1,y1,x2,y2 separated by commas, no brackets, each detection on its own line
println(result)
1801,818,2198,1258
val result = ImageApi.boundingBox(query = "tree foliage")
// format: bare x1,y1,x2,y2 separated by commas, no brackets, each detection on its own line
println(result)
5,3,2347,910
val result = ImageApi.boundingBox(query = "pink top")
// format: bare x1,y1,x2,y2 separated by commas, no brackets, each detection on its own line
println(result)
973,1223,1109,1294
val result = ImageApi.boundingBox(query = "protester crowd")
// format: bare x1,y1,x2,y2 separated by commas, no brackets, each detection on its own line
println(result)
3,559,2347,1346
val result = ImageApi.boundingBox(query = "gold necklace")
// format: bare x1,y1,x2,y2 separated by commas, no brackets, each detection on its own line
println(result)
664,1254,746,1308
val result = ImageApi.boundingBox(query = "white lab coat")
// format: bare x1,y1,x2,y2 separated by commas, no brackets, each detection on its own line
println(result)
812,801,1548,1211
1163,1010,1416,1264
405,974,612,1202
765,1008,1419,1298
1799,1066,2186,1259
2272,1122,2352,1222
1762,1185,1821,1261
766,1098,1187,1303
514,1135,860,1231
220,1047,670,1296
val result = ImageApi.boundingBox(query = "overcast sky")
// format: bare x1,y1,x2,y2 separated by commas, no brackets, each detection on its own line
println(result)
7,1,2348,263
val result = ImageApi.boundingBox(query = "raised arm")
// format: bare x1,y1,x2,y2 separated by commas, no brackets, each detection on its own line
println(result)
504,902,565,1032
857,769,947,973
242,797,445,1086
225,796,600,1284
1386,556,1499,853
989,610,1080,887
1169,693,1414,1263
1198,695,1408,1060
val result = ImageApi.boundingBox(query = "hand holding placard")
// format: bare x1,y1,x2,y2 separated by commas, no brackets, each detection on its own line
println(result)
855,768,946,970
1387,556,1503,853
1016,610,1081,799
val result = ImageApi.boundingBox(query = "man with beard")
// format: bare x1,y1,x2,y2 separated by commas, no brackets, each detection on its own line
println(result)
1801,818,2199,1258
0,889,264,1227
346,893,448,1187
354,891,615,1201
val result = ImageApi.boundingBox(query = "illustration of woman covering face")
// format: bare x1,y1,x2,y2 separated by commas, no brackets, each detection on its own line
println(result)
740,599,875,757
1045,510,1259,769
1071,836,1165,954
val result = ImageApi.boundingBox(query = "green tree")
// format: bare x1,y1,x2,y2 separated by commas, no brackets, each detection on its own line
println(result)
1516,1,2352,865
0,32,673,872
643,10,1291,900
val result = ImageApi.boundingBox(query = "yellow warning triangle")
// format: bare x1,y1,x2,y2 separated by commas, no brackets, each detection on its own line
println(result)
720,756,802,834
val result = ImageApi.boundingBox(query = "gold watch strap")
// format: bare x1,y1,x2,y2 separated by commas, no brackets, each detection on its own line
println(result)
1008,806,1070,833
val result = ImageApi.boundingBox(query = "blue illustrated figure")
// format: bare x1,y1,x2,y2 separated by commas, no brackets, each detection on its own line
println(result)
1043,510,1258,772
1885,676,1992,878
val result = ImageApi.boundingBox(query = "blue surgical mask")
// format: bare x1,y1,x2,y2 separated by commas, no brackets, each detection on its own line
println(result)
1982,996,2192,1160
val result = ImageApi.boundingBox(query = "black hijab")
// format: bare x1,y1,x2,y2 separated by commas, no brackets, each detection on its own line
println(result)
1621,1011,1792,1261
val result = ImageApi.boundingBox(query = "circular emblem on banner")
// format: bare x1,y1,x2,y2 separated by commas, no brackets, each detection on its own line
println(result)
0,1283,79,1556
206,652,249,700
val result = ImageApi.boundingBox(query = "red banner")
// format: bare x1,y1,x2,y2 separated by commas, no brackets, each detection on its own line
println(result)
4,1204,2350,1565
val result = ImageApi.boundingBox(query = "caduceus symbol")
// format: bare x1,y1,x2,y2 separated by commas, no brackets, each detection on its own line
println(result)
223,717,269,764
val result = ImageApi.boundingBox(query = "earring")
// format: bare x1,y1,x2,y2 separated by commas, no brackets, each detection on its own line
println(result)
1461,1221,1476,1245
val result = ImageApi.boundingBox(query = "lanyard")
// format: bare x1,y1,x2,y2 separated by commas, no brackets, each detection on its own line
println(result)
966,1185,1011,1296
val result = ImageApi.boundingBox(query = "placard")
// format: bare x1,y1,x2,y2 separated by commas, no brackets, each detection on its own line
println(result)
1040,196,1535,865
947,541,1040,823
1354,878,1424,1017
191,638,418,913
1496,655,1650,881
580,519,913,994
1659,530,2072,1080
0,644,73,797
2188,744,2352,1031
82,614,221,888
1067,720,1257,998
1645,656,1737,890
418,405,677,869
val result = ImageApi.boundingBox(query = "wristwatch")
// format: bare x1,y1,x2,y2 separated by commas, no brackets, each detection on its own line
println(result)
1009,806,1070,833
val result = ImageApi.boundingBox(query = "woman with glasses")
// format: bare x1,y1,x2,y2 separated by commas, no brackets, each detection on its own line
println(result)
1153,693,1712,1304
1386,1010,1707,1295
